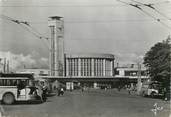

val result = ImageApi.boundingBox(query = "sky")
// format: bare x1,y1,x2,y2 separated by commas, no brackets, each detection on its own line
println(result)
0,0,171,70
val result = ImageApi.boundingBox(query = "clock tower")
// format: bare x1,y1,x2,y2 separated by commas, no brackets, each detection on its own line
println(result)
48,16,64,76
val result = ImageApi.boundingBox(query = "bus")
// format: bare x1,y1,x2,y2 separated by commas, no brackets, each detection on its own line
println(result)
0,73,41,104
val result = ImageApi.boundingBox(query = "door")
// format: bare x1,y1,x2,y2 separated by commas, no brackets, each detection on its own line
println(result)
17,88,27,101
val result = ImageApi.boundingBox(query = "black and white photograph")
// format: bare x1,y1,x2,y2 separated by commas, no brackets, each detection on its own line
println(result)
0,0,170,117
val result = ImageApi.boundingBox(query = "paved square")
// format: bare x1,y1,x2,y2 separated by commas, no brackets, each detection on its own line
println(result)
1,89,170,117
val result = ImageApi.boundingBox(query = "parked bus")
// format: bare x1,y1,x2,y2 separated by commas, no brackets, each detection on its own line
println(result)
0,73,41,104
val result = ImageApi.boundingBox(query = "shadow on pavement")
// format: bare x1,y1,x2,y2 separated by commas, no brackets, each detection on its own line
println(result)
0,100,43,105
46,93,57,97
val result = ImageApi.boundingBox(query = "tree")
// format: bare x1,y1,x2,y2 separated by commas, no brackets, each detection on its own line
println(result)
143,36,171,88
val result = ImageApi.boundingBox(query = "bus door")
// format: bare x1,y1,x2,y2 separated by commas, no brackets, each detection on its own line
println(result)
17,80,29,101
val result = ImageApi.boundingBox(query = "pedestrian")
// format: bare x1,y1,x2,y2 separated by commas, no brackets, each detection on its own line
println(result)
57,87,61,96
36,84,43,102
117,86,121,91
42,82,48,102
60,87,64,95
163,87,167,101
105,87,107,91
81,86,84,92
128,85,131,95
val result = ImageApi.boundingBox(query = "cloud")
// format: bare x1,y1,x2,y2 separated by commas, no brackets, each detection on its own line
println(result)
0,51,48,71
36,57,49,69
40,57,48,62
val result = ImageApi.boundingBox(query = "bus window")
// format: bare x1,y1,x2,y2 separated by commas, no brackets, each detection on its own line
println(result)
13,80,17,86
0,80,3,86
7,79,11,86
0,79,28,86
17,80,27,90
26,80,29,86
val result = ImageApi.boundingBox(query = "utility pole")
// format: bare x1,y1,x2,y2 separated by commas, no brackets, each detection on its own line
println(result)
0,58,2,73
3,58,6,73
7,60,9,73
137,63,142,95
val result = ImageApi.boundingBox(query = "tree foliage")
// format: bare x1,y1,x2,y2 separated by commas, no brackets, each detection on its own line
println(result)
143,36,171,87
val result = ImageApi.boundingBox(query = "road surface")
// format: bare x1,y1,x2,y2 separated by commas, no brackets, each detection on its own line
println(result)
1,89,170,117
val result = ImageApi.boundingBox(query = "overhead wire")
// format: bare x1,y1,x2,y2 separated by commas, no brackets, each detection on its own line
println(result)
25,22,50,45
19,25,50,50
19,24,50,50
0,0,169,7
0,11,169,24
0,14,21,24
116,0,171,30
28,19,169,24
0,14,50,50
131,0,171,21
0,14,49,38
25,22,50,40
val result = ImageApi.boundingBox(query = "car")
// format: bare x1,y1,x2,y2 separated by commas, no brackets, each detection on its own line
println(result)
140,81,163,98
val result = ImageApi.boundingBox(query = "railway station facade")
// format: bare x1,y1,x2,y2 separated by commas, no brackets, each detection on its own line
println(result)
64,53,114,77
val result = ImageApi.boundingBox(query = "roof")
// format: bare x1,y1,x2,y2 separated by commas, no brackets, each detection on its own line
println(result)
65,53,114,59
0,73,34,79
49,16,63,20
116,67,146,71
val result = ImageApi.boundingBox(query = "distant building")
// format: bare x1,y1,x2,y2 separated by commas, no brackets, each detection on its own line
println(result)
115,65,149,81
0,63,3,73
0,58,3,73
16,68,50,77
0,58,9,73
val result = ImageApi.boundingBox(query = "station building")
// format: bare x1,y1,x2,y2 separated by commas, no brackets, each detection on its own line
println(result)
64,53,114,77
39,16,147,90
47,16,115,79
45,16,126,90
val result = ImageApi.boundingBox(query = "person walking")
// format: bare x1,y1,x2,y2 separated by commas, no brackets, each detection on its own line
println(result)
36,84,43,102
128,85,131,95
81,86,84,92
60,88,64,95
42,82,48,102
163,87,167,101
57,87,64,96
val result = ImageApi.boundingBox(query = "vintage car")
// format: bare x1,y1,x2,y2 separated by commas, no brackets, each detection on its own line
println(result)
140,81,163,98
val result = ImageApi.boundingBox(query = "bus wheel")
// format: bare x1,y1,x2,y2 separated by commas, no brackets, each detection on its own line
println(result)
3,93,15,105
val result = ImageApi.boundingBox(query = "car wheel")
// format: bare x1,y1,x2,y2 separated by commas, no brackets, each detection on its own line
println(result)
151,92,156,98
3,93,15,105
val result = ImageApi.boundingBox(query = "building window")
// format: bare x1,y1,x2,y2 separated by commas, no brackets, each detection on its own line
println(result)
105,60,111,76
81,59,84,76
94,59,97,76
88,59,91,76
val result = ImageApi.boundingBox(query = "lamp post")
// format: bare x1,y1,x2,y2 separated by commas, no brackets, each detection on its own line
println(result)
137,63,142,95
